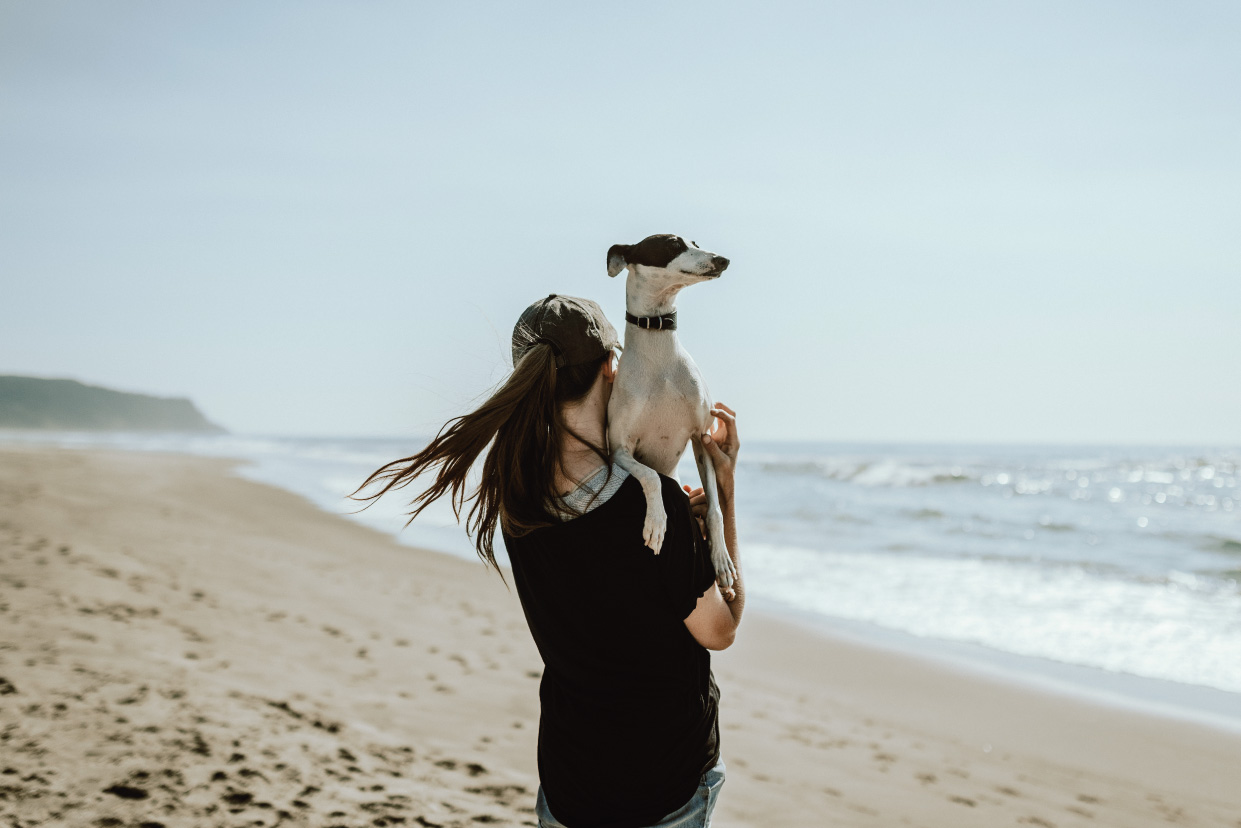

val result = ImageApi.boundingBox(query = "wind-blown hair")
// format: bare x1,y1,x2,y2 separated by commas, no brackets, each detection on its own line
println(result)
351,325,612,576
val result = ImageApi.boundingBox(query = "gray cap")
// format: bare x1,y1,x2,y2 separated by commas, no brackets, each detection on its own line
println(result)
512,294,619,369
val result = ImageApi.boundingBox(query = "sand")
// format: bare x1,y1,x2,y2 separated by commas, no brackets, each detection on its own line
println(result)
1,446,1239,828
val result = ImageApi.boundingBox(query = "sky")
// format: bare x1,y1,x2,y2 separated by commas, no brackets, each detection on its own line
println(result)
2,1,1238,444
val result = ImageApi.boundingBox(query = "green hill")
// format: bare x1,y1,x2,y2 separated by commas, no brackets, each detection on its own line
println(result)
0,376,225,432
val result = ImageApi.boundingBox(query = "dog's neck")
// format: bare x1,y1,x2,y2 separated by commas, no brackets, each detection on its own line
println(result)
622,278,682,354
624,275,683,319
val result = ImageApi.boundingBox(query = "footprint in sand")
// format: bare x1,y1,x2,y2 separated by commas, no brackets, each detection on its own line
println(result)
222,790,253,806
466,784,529,807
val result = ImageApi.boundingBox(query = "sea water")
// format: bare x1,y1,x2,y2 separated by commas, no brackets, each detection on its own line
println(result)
5,432,1239,712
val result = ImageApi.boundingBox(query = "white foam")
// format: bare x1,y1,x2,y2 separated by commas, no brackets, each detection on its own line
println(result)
745,540,1241,694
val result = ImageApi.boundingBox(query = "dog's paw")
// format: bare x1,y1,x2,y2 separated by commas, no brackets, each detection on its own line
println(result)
643,501,668,554
713,548,738,590
705,516,735,587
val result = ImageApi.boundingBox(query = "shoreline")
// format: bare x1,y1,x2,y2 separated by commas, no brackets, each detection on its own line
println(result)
757,597,1241,735
222,434,1241,730
242,441,1241,735
3,445,1241,826
4,429,1239,713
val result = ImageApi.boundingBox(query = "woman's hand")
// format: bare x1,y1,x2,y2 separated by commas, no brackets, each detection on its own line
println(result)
702,402,739,505
683,402,740,602
683,485,709,536
682,401,740,515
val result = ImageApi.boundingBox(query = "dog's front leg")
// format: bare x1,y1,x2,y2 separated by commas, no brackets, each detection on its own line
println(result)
692,436,737,589
611,444,668,554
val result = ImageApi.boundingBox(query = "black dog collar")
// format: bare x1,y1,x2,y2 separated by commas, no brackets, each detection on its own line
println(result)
625,311,677,331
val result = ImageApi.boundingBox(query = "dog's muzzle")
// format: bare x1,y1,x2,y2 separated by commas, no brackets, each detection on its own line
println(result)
704,255,729,277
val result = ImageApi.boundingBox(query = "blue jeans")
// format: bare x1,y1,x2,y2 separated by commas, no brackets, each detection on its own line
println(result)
535,758,726,828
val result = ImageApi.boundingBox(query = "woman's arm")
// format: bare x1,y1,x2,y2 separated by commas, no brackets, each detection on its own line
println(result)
683,404,744,650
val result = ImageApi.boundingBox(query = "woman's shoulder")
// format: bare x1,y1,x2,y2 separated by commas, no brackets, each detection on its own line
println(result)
622,472,698,541
510,471,691,541
545,471,694,536
608,471,690,510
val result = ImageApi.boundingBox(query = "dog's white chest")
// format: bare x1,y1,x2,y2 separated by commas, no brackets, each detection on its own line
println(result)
611,352,709,476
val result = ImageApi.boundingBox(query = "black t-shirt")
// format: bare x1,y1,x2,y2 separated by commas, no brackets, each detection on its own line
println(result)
503,473,720,828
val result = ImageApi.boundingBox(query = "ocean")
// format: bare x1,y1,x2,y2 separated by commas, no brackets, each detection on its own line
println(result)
5,431,1239,723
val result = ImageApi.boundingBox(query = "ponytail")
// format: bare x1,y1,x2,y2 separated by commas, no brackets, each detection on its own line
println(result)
351,341,610,576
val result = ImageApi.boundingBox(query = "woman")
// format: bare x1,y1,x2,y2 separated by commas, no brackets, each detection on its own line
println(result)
354,294,744,828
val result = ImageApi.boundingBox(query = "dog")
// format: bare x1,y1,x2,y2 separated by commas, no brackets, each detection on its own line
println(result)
605,233,738,590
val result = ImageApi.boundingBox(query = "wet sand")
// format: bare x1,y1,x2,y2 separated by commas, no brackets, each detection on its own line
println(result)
2,447,1239,827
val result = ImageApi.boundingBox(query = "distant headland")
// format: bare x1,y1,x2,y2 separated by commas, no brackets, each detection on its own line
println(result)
0,376,225,433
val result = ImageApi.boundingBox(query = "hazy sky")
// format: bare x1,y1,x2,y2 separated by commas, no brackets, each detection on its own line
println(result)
2,1,1238,443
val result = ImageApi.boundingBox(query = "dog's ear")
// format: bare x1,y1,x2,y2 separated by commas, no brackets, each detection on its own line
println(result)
606,244,630,278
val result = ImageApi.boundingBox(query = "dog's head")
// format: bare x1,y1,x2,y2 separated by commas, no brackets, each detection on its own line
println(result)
606,234,729,282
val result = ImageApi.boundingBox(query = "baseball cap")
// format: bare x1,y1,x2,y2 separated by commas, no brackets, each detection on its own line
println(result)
512,294,619,369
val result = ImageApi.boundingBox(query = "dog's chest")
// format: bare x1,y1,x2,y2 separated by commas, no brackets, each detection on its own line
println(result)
619,347,709,415
613,352,710,474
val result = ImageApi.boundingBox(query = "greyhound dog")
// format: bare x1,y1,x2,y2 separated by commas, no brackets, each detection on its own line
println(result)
605,233,738,590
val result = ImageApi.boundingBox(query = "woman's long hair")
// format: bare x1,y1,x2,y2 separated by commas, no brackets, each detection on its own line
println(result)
350,338,612,576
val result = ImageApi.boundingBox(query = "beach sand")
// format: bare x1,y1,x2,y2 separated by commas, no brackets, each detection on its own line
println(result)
2,447,1239,828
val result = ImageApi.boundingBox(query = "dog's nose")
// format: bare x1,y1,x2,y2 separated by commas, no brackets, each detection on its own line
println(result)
711,255,729,271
